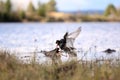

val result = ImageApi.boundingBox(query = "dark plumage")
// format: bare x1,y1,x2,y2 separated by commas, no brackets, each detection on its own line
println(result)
43,48,62,64
104,48,116,54
56,32,68,50
56,27,81,57
43,48,60,58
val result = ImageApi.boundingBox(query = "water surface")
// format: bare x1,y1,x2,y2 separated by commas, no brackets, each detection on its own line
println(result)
0,22,120,61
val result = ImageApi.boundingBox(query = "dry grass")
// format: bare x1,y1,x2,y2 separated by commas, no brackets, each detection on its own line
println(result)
0,50,120,80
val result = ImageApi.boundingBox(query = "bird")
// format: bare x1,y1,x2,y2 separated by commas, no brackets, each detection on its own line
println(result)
103,48,116,54
42,48,62,64
56,27,81,57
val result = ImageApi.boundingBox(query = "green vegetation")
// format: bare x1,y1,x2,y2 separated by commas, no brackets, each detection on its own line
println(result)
27,2,35,14
0,50,120,80
104,4,118,16
0,0,120,22
0,0,20,22
0,0,57,22
19,10,26,20
46,0,57,12
37,2,46,17
5,0,11,13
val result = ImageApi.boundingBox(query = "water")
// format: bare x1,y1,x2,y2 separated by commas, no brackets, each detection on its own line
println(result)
0,22,120,61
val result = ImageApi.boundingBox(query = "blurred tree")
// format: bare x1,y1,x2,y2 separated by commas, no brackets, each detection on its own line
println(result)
0,1,4,21
0,1,5,12
5,0,11,13
0,0,12,22
46,0,57,12
118,8,120,16
37,2,46,17
104,4,117,16
19,10,25,19
27,2,35,13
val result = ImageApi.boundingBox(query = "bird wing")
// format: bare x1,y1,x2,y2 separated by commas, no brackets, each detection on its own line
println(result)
68,27,81,39
66,27,81,48
66,38,75,48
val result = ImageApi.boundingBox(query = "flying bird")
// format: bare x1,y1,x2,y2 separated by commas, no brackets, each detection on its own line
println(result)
56,27,81,57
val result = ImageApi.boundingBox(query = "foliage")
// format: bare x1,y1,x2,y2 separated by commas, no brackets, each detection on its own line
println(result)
46,0,57,12
104,4,117,16
0,0,21,22
19,10,26,19
118,8,120,16
27,2,35,13
37,2,46,17
0,1,5,13
5,0,11,13
0,0,120,22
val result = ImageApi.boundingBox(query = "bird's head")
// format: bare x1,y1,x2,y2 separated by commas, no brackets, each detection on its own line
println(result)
56,40,60,45
56,40,60,48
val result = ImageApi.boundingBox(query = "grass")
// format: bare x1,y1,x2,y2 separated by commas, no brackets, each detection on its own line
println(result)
0,50,120,80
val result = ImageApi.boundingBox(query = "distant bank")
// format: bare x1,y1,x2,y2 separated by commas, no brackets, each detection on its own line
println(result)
59,10,104,15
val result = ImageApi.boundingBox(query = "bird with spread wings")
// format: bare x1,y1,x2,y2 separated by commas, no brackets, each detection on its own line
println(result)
56,27,81,57
41,27,81,64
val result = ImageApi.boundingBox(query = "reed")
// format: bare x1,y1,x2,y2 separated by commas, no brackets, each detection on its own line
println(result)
0,50,120,80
